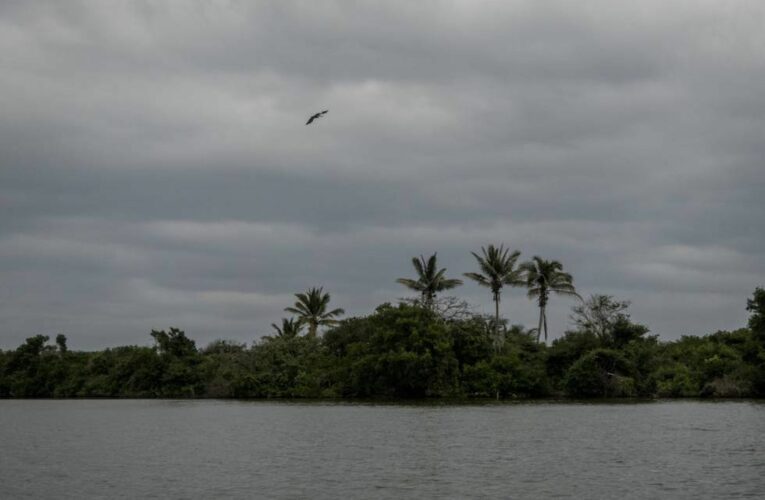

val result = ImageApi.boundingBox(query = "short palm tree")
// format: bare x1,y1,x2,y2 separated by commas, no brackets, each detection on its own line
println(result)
270,318,303,339
396,253,463,310
520,256,581,343
285,287,345,338
463,244,525,338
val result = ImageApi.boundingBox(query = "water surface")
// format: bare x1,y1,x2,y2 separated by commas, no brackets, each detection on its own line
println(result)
1,400,763,499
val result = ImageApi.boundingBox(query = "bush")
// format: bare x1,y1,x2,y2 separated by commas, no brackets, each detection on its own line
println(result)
564,349,635,398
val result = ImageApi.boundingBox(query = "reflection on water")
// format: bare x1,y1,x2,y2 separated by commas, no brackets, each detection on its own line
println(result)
1,400,763,499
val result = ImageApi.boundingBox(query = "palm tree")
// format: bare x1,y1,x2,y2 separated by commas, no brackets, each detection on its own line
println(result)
270,318,303,339
520,256,581,343
285,287,345,338
396,253,463,310
463,244,524,339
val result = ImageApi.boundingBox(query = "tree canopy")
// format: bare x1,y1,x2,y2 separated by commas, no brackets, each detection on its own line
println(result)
397,253,463,310
2,288,763,400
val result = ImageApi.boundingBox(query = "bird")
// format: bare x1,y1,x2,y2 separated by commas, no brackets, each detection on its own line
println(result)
306,110,328,125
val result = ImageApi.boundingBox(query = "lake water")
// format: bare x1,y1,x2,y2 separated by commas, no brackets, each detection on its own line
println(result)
1,400,763,499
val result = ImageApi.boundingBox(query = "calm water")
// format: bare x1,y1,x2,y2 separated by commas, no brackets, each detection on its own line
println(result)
1,400,763,499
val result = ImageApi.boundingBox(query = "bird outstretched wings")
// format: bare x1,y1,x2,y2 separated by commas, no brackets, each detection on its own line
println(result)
306,110,328,125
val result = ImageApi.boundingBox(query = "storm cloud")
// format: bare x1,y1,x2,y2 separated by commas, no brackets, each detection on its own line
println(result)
1,1,763,349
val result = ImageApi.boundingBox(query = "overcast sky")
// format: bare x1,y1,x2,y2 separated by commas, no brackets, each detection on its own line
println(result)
1,1,763,350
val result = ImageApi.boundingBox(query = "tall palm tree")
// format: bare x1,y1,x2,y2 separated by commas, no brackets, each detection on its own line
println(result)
270,317,303,339
396,253,463,310
520,256,581,343
463,244,525,339
285,287,345,338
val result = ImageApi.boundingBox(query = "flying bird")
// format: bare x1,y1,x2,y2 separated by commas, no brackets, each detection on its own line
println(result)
306,110,328,125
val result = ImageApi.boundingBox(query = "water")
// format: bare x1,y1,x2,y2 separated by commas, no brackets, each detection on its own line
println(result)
1,400,763,499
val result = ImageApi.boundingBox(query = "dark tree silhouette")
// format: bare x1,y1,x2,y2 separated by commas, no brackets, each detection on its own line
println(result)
396,253,462,310
270,318,303,339
464,244,525,341
285,287,344,338
521,256,581,343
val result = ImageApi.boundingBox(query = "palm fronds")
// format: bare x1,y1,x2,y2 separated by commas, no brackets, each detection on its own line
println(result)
285,287,345,338
396,253,462,309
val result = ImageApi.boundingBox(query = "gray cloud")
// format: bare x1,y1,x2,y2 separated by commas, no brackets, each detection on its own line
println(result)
1,1,763,349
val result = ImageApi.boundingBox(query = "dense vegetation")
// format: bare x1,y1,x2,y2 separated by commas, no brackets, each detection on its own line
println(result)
2,288,763,400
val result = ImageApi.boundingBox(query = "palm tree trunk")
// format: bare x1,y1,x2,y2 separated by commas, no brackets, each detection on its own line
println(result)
422,292,433,312
494,294,500,333
537,307,544,343
543,308,548,342
308,321,317,338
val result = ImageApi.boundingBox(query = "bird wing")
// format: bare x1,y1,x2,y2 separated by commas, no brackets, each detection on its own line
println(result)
306,110,328,125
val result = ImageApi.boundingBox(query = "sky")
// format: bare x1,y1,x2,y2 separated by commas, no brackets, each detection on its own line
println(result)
1,1,763,350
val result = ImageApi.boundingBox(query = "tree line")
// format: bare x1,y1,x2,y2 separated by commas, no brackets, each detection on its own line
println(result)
1,246,763,400
396,248,577,343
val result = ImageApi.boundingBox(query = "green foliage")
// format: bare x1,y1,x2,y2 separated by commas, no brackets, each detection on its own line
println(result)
451,316,495,369
55,334,68,354
747,287,765,336
151,327,197,358
397,253,463,309
657,328,758,397
202,339,246,355
520,256,580,343
327,304,460,397
269,318,303,339
570,295,631,344
199,340,251,397
80,346,162,397
1,287,763,399
149,328,203,397
2,335,58,397
740,287,765,395
463,244,525,339
547,330,602,390
451,319,548,398
621,335,659,396
247,335,329,398
612,317,650,348
564,348,636,398
285,287,344,338
654,363,697,397
558,297,655,396
490,338,549,397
